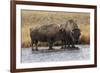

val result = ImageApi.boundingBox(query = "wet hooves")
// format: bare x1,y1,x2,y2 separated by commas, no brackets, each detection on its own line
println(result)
74,47,80,49
32,49,38,51
32,49,34,51
67,47,80,50
60,46,66,49
48,48,54,50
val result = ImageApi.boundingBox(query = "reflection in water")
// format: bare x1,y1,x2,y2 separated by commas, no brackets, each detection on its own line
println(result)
21,45,90,63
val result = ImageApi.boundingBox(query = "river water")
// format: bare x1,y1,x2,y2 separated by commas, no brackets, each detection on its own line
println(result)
21,45,90,63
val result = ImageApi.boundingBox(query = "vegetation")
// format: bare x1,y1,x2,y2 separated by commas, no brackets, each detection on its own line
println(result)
21,10,90,48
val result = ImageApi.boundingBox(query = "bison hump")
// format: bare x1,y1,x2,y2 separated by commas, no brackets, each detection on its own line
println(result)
30,24,60,36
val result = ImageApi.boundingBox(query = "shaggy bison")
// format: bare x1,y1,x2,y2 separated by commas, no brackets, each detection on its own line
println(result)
30,19,81,51
64,28,81,48
61,19,81,48
30,24,66,51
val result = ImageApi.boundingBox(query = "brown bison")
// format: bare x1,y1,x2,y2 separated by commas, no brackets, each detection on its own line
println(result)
60,19,81,48
30,19,81,51
30,24,66,51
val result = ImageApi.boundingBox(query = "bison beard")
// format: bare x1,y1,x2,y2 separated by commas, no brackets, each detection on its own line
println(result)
65,28,81,49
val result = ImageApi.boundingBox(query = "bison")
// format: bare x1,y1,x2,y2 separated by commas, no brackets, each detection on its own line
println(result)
30,19,81,51
30,24,66,51
63,28,81,48
60,19,81,49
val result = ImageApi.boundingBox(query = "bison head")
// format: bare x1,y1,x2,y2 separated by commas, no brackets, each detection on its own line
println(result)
72,28,81,44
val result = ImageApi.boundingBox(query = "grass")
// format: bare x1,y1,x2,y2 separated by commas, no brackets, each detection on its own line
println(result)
21,10,90,48
79,24,90,44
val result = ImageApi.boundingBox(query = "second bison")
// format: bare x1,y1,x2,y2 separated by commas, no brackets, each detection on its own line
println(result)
61,19,81,48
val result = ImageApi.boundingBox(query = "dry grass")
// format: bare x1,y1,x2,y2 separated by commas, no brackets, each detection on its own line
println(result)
79,24,90,44
21,10,90,48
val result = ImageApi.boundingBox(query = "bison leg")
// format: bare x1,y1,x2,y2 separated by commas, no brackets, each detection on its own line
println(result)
64,40,67,49
71,40,76,48
67,40,70,48
67,44,70,48
72,44,75,48
71,42,79,49
31,41,34,51
48,40,54,50
61,40,66,49
34,40,38,51
61,40,64,49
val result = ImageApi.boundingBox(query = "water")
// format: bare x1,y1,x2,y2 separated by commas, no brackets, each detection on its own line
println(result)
21,45,90,63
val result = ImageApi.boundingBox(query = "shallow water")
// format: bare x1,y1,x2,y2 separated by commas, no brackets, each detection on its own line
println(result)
21,45,90,63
